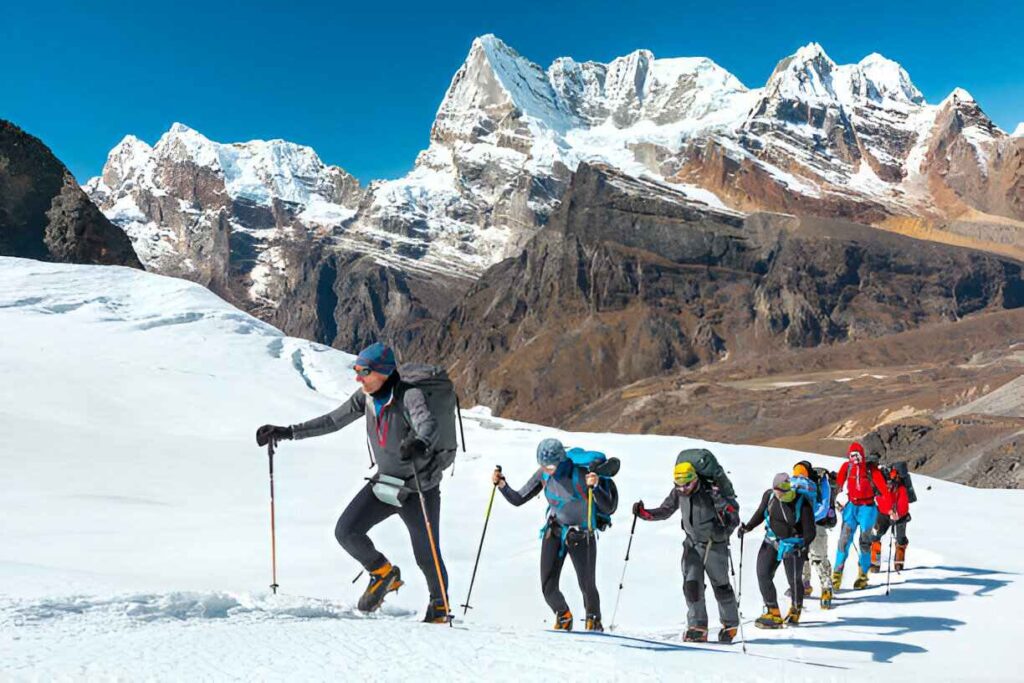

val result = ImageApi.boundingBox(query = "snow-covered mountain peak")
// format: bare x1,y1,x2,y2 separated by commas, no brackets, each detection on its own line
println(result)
848,52,924,105
98,134,154,188
794,41,832,63
154,122,221,169
945,87,976,105
432,33,576,145
1013,122,1024,138
765,42,839,103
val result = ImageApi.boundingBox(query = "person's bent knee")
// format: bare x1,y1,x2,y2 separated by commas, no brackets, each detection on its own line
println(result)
334,519,357,549
683,580,702,603
711,583,734,601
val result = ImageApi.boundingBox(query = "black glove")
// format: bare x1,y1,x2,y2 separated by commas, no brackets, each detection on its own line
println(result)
736,526,747,538
400,436,429,463
632,501,653,520
256,424,292,447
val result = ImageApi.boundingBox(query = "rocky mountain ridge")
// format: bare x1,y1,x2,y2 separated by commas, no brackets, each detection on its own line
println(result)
0,120,140,269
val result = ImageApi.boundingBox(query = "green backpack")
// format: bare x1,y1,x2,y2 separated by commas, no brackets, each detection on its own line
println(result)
676,448,736,499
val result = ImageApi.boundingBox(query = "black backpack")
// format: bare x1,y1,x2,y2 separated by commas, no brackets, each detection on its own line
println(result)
891,461,918,504
398,363,465,471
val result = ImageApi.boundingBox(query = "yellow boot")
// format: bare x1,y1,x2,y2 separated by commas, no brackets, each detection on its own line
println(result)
755,607,784,629
853,568,870,590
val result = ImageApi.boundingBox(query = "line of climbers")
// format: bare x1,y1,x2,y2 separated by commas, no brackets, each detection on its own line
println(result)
255,342,917,639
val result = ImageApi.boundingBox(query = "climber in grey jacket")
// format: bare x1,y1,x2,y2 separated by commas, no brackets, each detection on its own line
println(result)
633,458,741,644
493,438,616,632
255,342,451,623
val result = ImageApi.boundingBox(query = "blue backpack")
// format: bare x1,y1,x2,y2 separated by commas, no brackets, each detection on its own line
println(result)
791,475,817,513
542,448,619,531
792,474,832,524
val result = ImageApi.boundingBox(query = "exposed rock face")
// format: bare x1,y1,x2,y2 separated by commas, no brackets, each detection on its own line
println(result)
0,120,140,268
862,414,1024,490
268,245,464,355
417,163,1024,426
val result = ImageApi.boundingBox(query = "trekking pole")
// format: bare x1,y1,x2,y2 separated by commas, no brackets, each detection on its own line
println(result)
267,440,280,595
732,535,748,654
412,467,452,626
885,531,894,596
462,466,501,615
608,512,638,632
587,466,596,547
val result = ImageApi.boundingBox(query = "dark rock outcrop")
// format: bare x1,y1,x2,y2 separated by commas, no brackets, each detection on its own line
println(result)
0,120,140,268
270,245,469,356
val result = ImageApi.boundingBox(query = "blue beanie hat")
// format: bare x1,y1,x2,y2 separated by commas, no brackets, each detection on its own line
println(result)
536,438,567,467
355,342,396,376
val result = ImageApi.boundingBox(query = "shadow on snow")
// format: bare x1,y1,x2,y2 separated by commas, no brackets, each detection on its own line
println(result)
798,615,964,636
745,637,927,663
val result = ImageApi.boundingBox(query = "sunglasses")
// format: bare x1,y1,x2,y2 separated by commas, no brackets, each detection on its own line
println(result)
354,366,374,377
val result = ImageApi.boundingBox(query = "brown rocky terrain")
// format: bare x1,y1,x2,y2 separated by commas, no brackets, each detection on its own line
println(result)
410,163,1023,487
0,120,140,268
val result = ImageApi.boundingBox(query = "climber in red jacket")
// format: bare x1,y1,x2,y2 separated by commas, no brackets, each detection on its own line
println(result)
831,442,892,590
871,466,912,572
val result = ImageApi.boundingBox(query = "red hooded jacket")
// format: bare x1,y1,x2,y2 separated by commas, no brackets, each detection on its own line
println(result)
879,483,910,518
836,443,892,509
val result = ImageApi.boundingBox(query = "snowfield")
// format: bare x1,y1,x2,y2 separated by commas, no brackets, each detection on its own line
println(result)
1,257,1021,681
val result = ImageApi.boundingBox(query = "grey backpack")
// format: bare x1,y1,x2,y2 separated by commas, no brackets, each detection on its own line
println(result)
399,363,464,471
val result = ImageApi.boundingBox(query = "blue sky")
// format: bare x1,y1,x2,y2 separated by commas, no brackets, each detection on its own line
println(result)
2,1,1021,183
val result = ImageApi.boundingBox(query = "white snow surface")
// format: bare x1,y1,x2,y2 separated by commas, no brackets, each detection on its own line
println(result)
2,256,1022,681
1013,122,1024,138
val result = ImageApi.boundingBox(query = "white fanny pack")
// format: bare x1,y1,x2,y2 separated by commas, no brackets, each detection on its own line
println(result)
371,474,408,507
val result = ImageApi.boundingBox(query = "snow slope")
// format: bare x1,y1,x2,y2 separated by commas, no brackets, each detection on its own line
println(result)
1,257,1021,681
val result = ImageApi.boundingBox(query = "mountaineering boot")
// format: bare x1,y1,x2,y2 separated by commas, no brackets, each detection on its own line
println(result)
819,587,833,610
422,598,450,624
853,568,870,590
754,607,784,630
718,626,738,644
357,562,403,612
784,605,802,625
831,567,844,591
869,541,882,573
585,614,604,632
553,609,573,631
683,626,708,643
895,543,908,572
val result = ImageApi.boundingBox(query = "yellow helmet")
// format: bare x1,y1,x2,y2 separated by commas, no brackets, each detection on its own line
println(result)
792,463,809,479
673,461,698,486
